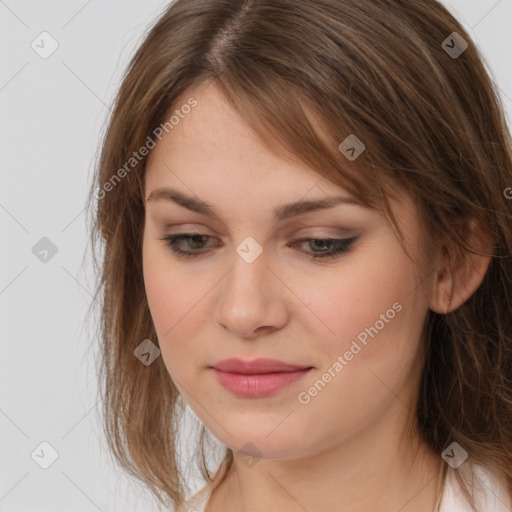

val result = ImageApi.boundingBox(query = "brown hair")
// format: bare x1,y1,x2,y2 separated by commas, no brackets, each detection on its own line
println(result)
86,0,512,510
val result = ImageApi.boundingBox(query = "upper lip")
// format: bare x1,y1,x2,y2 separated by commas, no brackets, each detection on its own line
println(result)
211,358,312,374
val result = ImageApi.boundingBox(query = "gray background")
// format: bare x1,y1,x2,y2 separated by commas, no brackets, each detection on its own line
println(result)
1,1,511,511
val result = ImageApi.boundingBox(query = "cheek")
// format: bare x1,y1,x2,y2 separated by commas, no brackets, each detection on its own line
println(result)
294,243,428,412
142,240,200,369
142,230,202,326
288,271,426,453
295,248,426,404
299,243,421,352
143,244,172,333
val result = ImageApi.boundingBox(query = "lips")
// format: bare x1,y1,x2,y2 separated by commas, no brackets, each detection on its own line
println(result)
211,357,312,374
210,358,313,398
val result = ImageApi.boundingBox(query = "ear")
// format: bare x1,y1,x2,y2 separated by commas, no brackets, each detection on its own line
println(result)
429,218,494,314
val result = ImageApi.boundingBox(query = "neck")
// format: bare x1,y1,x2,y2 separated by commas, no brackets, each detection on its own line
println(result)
206,412,442,512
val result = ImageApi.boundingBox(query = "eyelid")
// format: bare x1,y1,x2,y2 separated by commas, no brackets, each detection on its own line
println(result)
159,222,359,239
293,226,359,237
152,206,364,232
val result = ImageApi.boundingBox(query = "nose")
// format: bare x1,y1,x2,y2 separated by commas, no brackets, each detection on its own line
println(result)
214,247,289,340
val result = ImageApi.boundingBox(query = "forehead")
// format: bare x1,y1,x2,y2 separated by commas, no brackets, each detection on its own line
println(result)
147,84,319,184
145,83,359,210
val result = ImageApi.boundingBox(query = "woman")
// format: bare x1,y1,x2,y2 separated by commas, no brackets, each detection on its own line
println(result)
87,1,512,511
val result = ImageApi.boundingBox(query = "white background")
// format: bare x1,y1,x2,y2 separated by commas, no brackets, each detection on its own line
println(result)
1,1,511,511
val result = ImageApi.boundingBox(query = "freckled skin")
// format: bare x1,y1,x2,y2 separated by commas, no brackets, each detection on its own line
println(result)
142,82,443,512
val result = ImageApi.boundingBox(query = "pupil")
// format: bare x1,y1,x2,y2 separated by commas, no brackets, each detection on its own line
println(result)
312,240,330,251
190,235,205,248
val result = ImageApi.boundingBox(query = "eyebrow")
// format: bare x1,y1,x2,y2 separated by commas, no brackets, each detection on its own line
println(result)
146,187,365,222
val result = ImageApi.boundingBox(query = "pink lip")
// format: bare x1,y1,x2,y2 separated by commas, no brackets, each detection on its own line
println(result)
210,358,313,398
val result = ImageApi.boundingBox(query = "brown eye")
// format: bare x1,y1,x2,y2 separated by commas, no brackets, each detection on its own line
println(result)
158,233,217,258
289,237,358,259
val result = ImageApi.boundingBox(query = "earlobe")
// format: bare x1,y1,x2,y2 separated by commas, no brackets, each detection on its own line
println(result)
429,219,494,315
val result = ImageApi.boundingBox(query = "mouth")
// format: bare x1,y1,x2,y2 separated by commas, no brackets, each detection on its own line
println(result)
211,357,313,374
210,359,313,398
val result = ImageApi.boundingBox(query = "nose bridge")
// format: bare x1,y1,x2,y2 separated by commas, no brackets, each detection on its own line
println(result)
214,240,285,337
225,241,270,301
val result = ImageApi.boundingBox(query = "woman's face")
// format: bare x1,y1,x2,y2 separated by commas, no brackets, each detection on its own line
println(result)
142,82,434,460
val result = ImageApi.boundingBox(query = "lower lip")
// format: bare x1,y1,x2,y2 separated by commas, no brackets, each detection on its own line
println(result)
212,368,312,398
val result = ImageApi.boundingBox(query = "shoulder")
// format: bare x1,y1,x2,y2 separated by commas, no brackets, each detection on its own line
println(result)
173,484,212,512
440,461,511,512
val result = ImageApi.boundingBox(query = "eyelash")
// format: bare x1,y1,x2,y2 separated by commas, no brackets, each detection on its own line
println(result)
157,233,358,260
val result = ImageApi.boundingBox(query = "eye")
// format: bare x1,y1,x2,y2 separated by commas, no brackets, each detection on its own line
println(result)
157,232,358,260
158,233,217,258
289,236,358,259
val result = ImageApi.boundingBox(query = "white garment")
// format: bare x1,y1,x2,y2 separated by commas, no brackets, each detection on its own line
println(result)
176,462,511,512
439,463,511,511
